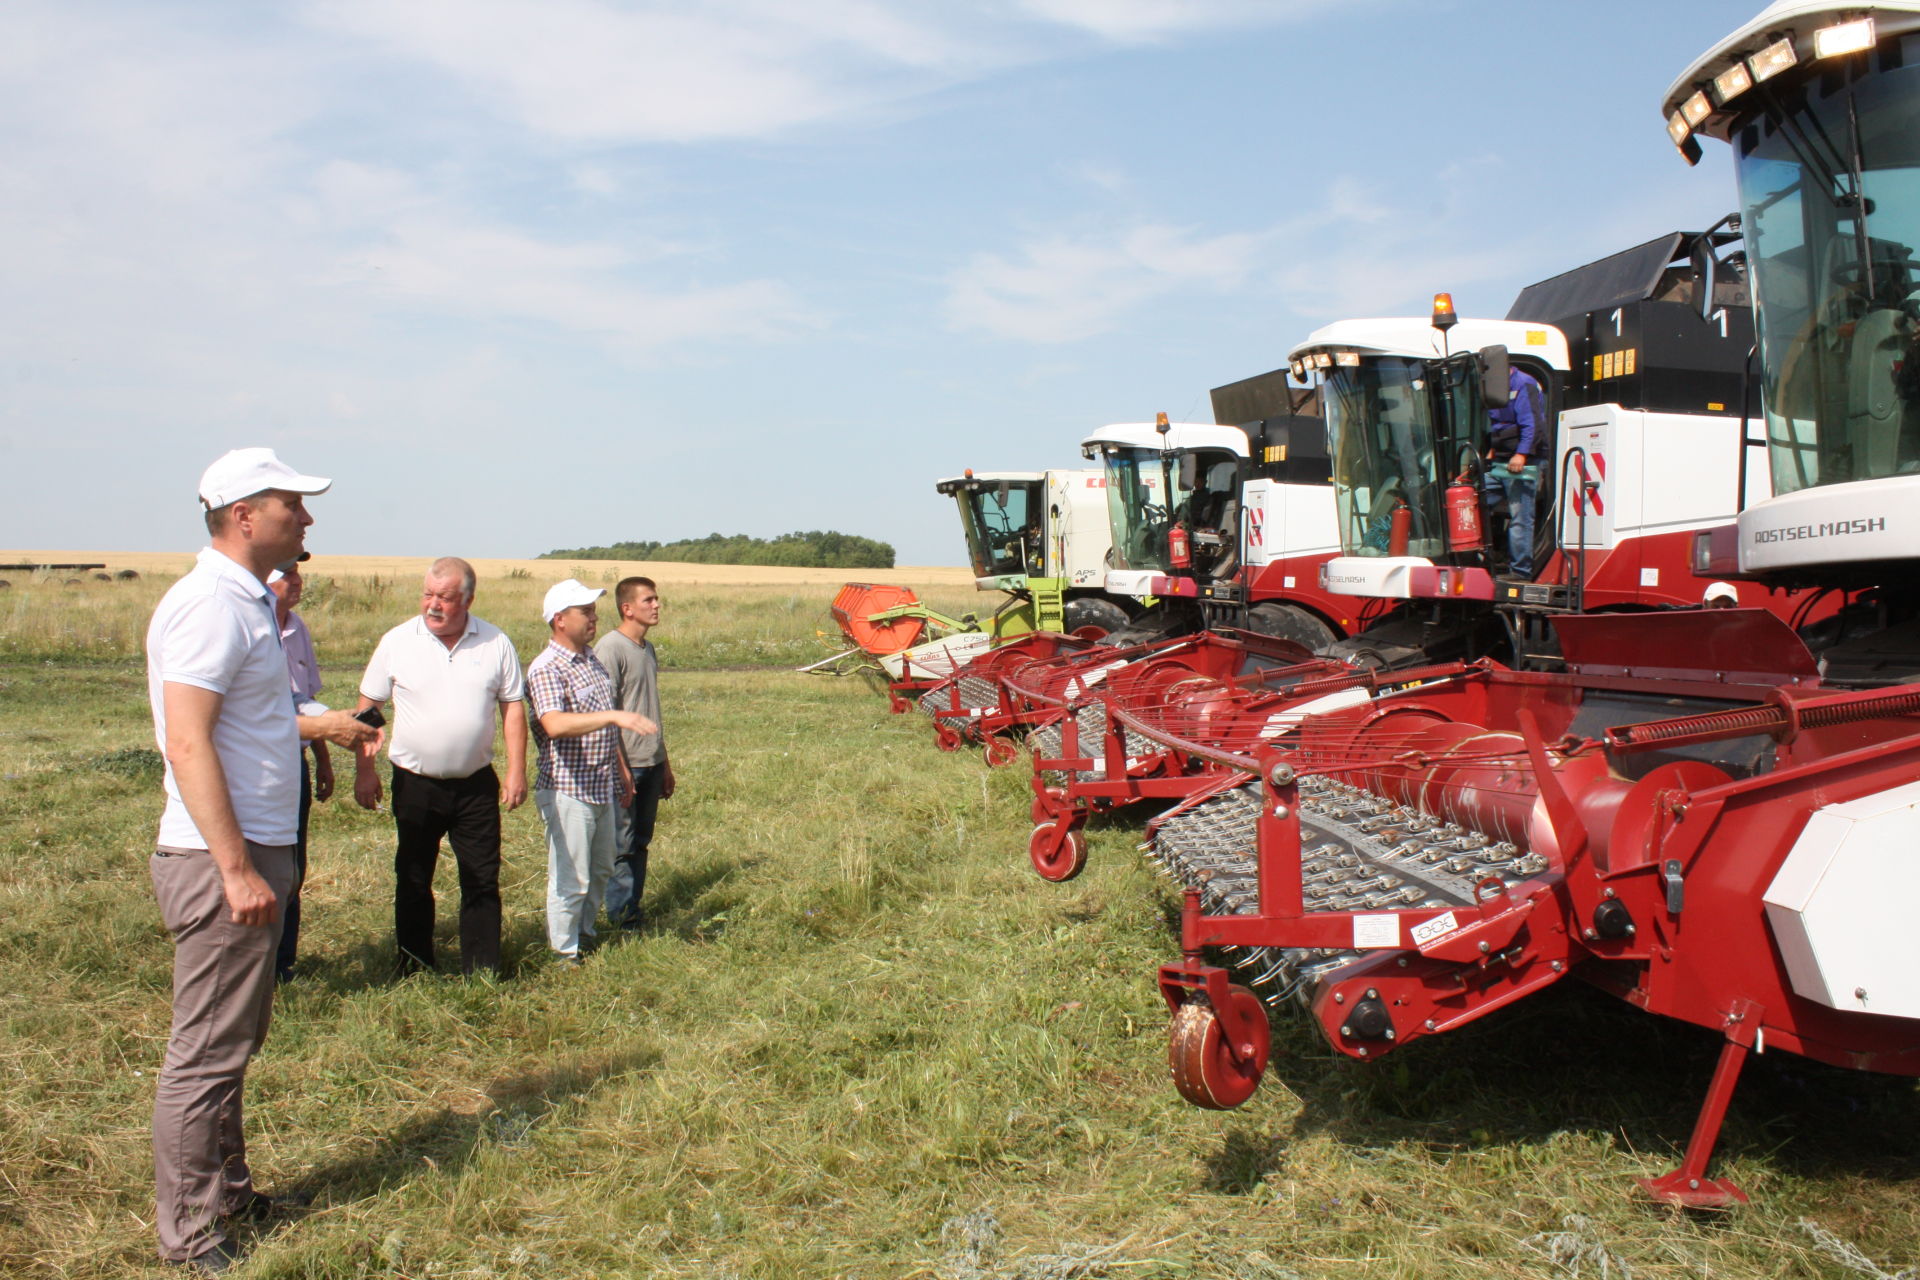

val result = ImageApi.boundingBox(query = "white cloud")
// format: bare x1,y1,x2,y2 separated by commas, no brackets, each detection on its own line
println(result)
946,224,1265,342
347,215,816,351
301,0,1366,144
302,0,998,143
1015,0,1342,43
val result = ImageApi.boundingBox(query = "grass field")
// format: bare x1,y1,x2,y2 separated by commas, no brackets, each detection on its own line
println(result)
2,573,1918,1277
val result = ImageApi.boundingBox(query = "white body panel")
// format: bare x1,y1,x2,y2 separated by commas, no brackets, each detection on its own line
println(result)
1043,469,1114,588
1321,557,1435,599
1242,478,1339,567
1104,569,1161,596
1557,406,1770,550
882,630,995,680
1764,780,1920,1020
1735,473,1916,573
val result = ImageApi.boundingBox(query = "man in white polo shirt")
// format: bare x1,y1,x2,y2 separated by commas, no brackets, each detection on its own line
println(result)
353,556,527,978
147,448,378,1272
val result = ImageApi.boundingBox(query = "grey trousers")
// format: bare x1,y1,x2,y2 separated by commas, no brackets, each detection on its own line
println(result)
150,842,295,1263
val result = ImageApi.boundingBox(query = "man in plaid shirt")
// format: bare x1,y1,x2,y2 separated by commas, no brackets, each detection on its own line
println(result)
526,580,657,964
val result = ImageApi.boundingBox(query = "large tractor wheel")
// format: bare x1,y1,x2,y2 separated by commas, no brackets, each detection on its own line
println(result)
1062,596,1130,641
1168,986,1270,1109
1245,602,1337,652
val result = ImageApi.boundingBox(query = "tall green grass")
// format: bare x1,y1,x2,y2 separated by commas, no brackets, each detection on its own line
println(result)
1,609,1917,1275
0,573,983,671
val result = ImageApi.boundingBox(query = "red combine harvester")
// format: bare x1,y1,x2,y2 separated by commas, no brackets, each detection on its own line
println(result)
1149,0,1920,1206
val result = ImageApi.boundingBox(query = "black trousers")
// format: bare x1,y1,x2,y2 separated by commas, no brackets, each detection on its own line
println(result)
391,764,501,976
274,754,312,981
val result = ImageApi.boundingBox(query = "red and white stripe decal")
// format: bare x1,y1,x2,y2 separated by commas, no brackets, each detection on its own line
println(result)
1572,452,1607,517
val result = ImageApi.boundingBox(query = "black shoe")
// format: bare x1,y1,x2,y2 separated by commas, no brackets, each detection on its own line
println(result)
226,1189,312,1222
177,1240,242,1274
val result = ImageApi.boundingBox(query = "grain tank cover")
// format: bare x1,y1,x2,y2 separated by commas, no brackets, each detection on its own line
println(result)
1507,228,1756,418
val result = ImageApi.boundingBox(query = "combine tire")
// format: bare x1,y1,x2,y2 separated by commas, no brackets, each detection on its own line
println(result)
1062,596,1130,640
1028,821,1088,882
1246,602,1336,651
1168,986,1270,1109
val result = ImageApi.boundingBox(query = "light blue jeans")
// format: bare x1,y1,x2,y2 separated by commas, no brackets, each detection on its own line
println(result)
1485,465,1539,577
535,789,617,959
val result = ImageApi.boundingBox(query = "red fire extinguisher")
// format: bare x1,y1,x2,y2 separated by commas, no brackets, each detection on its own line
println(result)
1387,502,1411,557
1446,475,1484,552
1169,523,1191,568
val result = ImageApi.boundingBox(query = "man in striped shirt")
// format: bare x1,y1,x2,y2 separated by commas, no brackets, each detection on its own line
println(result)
526,579,656,964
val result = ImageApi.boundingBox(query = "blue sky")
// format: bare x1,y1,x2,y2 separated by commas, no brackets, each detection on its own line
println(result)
2,0,1766,565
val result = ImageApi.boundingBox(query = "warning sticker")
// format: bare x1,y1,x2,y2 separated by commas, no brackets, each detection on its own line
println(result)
1411,910,1459,947
1353,914,1400,949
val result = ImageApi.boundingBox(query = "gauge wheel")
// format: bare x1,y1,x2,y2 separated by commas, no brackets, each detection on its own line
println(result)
1028,821,1088,882
1169,986,1270,1109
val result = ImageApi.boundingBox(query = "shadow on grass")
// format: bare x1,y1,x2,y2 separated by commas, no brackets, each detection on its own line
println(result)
1245,980,1920,1190
288,1047,662,1208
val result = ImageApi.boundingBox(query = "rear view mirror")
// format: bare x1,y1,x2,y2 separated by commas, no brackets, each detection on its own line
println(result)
1479,345,1511,408
1177,451,1199,492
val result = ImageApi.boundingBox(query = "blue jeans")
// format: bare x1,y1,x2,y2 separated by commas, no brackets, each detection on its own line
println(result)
606,764,665,927
1485,465,1538,577
536,789,618,959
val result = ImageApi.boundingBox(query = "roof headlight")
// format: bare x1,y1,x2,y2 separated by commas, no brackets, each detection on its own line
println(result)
1713,60,1753,104
1750,36,1797,83
1814,17,1875,59
1334,351,1361,367
1312,351,1333,369
1681,89,1714,127
1667,109,1693,146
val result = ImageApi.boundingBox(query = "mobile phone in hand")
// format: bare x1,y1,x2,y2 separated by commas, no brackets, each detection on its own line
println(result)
353,707,387,729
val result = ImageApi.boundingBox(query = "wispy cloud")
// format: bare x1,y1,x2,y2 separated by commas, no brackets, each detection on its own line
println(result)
946,224,1265,342
942,167,1575,342
1015,0,1346,43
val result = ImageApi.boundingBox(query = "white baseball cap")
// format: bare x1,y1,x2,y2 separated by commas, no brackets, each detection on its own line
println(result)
199,447,332,509
1703,581,1739,605
542,578,604,623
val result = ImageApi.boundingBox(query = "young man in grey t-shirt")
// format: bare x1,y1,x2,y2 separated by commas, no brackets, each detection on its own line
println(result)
595,576,675,930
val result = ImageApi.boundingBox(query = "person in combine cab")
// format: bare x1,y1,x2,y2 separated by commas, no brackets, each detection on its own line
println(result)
595,576,675,931
1485,364,1546,579
353,557,527,978
146,448,378,1272
527,580,656,964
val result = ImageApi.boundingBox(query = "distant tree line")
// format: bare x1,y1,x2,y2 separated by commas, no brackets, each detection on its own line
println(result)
540,530,895,569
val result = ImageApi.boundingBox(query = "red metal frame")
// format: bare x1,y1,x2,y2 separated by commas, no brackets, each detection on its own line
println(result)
1147,614,1920,1202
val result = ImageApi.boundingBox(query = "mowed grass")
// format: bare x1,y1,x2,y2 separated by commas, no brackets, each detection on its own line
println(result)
1,587,1919,1277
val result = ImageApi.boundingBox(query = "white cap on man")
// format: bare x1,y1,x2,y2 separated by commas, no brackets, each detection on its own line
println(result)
199,447,332,509
1703,581,1739,607
542,578,604,623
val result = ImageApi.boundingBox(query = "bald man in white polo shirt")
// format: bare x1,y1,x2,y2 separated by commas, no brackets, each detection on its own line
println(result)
354,557,527,977
147,448,378,1272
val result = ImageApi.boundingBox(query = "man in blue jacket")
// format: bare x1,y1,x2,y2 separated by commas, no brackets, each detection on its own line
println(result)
1485,365,1545,578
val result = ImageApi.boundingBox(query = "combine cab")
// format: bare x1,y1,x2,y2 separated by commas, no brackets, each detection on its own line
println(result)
1086,400,1360,649
936,469,1133,638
